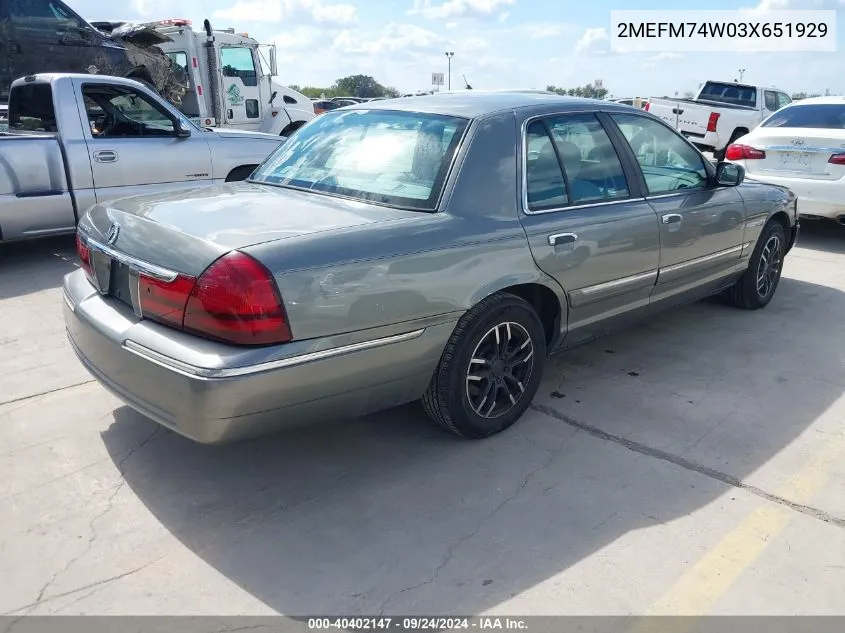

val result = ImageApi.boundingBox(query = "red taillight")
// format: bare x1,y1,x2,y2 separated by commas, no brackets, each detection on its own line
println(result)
197,85,203,96
76,233,92,277
706,112,720,133
183,251,292,346
643,102,650,111
139,273,197,328
828,153,845,165
725,144,766,161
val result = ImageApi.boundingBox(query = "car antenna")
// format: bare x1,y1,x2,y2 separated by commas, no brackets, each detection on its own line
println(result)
463,74,472,90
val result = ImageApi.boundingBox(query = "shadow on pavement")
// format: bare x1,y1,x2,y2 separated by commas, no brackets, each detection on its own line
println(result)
101,276,844,616
795,220,845,255
0,235,77,301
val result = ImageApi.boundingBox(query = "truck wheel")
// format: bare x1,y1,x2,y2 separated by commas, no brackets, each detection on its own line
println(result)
280,121,305,137
421,292,547,439
225,165,257,182
726,220,786,310
715,129,748,161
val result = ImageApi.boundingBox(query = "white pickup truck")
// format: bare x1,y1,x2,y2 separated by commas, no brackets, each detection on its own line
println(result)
645,80,793,160
0,73,286,243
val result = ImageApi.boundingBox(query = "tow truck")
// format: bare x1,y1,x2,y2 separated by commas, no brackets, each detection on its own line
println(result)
92,18,315,137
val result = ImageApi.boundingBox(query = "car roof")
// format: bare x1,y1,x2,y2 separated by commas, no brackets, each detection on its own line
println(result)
784,96,845,106
344,90,628,119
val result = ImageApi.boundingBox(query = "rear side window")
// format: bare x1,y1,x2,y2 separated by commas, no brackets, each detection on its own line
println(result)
525,113,630,211
762,104,845,129
8,83,57,132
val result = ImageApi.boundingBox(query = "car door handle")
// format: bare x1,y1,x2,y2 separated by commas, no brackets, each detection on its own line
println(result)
548,233,577,246
661,213,682,224
93,150,118,163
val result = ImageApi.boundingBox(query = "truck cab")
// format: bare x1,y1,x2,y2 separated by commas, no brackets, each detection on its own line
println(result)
138,18,314,137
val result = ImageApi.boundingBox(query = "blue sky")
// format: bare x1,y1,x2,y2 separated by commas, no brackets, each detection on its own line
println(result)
71,0,845,96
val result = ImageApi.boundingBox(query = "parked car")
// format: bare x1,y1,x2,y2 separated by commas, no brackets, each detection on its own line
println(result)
1,73,286,243
0,0,186,105
725,96,845,225
312,99,341,115
63,92,798,445
646,80,792,160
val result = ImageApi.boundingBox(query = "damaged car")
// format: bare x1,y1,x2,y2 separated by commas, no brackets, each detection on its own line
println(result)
0,0,186,104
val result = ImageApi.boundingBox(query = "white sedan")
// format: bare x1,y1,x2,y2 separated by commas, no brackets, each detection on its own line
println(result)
725,96,845,225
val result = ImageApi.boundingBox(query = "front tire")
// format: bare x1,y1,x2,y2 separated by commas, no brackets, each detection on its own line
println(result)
727,220,786,310
421,292,547,439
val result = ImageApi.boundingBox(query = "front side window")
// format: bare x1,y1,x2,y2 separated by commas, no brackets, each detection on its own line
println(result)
764,91,779,112
82,84,178,137
611,114,708,195
166,52,189,88
761,104,845,130
777,92,793,109
251,109,468,210
220,46,258,87
7,0,89,32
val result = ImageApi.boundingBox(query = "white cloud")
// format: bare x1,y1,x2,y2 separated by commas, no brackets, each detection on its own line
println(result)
332,23,441,55
497,11,510,23
574,27,610,55
515,22,573,39
213,0,357,25
649,52,683,61
408,0,516,20
747,0,844,10
269,25,323,50
446,21,459,29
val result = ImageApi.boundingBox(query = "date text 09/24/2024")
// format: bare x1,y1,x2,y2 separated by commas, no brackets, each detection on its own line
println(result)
307,617,528,630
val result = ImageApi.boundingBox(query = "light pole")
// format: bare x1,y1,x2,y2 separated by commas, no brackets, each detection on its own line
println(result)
738,68,746,82
445,51,454,91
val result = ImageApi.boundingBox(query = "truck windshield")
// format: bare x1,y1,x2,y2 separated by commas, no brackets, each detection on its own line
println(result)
250,109,469,211
698,82,757,108
761,103,845,129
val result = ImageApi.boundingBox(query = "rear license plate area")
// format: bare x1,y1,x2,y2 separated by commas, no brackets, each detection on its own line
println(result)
778,151,812,171
109,260,133,305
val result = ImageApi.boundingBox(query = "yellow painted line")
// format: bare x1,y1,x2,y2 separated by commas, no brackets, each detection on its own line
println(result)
630,432,845,631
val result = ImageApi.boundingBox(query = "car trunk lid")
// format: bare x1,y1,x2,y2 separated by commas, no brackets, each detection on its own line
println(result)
81,182,423,280
740,128,845,181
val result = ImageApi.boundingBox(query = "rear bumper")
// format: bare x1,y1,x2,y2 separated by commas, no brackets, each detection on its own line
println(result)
744,174,845,220
62,269,454,444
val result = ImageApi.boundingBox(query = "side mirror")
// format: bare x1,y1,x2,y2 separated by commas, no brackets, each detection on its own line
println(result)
175,119,192,138
715,161,744,186
269,45,278,77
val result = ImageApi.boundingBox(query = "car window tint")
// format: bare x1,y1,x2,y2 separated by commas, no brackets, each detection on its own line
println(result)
525,120,568,211
251,109,468,211
82,85,176,137
764,91,779,111
546,113,630,204
7,83,56,132
611,113,708,195
761,103,845,129
220,46,258,87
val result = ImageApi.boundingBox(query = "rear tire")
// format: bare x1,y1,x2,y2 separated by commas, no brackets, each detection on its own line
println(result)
421,292,547,439
726,220,786,310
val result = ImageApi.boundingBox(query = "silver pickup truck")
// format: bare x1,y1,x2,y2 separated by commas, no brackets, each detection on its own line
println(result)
0,73,287,242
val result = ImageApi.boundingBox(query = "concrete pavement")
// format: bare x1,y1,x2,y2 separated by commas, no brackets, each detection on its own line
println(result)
1,222,844,616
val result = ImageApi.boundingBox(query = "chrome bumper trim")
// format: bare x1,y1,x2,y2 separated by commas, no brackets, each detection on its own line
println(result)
121,328,427,379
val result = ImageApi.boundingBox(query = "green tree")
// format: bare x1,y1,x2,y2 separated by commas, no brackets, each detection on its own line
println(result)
546,83,609,100
331,74,388,98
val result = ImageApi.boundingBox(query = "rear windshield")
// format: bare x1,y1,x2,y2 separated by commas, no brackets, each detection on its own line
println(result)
251,109,468,211
698,82,757,108
762,103,845,129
